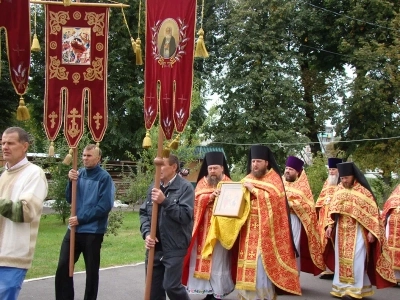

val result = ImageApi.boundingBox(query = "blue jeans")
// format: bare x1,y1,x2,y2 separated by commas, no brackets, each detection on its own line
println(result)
0,267,27,300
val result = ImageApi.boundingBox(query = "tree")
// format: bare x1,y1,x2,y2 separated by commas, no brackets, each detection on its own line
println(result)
201,0,310,164
333,0,400,183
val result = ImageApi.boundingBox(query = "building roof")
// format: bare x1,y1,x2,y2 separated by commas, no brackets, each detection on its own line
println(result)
194,146,227,160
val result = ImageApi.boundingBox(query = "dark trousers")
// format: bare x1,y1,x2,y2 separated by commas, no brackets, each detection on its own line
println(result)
55,230,104,300
145,250,190,300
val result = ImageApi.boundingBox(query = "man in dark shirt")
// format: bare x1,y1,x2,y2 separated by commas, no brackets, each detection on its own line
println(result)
140,154,194,300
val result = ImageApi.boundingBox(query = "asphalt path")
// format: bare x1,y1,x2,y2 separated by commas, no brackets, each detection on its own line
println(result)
19,263,399,300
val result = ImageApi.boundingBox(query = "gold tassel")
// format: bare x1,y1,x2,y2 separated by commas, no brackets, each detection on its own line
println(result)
63,148,73,165
31,4,40,52
16,96,30,121
135,37,143,65
170,135,179,150
195,28,209,58
48,141,55,157
162,145,170,158
142,131,152,149
63,0,71,6
121,7,136,57
95,142,100,157
131,37,136,54
31,34,41,52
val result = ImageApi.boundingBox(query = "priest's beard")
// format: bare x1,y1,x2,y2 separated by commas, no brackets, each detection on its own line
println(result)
207,174,223,187
327,174,339,186
342,179,355,189
284,172,297,182
252,166,268,179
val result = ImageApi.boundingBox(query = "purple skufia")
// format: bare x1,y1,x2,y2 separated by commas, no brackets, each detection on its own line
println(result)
285,156,304,173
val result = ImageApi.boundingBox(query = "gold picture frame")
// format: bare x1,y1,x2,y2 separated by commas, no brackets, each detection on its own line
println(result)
213,182,244,218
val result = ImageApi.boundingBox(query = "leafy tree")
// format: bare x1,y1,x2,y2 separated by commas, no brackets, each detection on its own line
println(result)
332,0,400,184
47,162,71,224
305,153,328,200
201,0,311,164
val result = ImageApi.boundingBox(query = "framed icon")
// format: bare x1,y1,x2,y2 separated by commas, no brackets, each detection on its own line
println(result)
213,182,245,218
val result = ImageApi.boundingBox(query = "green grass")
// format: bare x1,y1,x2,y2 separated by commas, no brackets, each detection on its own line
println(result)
27,210,144,279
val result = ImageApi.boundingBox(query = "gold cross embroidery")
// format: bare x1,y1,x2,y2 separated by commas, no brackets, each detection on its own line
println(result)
67,108,82,138
93,112,103,130
48,111,58,128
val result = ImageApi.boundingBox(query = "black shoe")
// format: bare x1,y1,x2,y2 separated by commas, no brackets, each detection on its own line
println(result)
319,273,334,280
202,294,217,300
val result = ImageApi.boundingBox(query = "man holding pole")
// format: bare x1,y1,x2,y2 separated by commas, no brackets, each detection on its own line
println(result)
55,144,114,300
140,154,194,300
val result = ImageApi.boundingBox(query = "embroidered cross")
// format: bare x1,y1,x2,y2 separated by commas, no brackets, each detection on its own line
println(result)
13,44,25,57
93,112,103,130
162,93,171,103
146,93,155,102
67,108,82,138
178,94,187,102
48,111,58,128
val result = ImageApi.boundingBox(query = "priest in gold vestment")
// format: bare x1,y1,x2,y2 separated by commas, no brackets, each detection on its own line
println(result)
283,156,325,276
236,145,301,300
183,151,235,299
315,157,342,279
382,183,400,282
325,162,396,299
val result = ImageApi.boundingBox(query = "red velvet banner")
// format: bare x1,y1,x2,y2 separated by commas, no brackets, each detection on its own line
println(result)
0,0,30,96
145,0,196,139
44,5,109,148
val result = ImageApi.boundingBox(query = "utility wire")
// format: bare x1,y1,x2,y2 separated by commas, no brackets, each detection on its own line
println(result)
301,1,400,34
209,135,400,147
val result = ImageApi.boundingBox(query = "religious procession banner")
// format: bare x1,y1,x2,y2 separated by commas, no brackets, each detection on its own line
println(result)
144,0,196,139
0,0,31,117
44,4,109,147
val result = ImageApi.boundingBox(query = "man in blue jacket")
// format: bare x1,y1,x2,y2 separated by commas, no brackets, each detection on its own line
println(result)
140,154,194,300
55,144,114,300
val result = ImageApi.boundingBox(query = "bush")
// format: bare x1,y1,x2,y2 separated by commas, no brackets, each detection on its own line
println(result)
47,162,71,224
106,209,124,236
304,153,328,201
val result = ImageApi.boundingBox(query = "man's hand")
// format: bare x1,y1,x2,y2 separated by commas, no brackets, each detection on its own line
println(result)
367,232,376,243
69,216,79,227
145,235,159,250
210,189,221,201
68,169,79,181
151,188,165,204
243,182,254,192
325,226,332,238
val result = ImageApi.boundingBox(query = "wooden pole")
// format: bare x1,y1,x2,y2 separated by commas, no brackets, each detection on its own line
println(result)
30,0,129,8
69,147,78,277
144,126,164,300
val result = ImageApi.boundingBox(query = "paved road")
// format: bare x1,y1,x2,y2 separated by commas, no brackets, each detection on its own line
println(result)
20,263,399,300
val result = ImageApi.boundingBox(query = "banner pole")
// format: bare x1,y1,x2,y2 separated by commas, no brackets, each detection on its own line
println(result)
144,125,164,300
30,0,129,8
69,147,78,277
